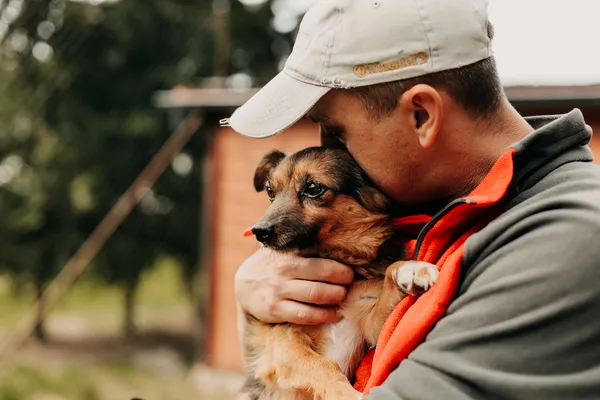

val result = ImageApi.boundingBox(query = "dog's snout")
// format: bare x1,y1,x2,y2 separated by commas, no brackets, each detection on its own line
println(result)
252,223,275,244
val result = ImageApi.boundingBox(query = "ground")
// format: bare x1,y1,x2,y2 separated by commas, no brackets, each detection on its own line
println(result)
0,258,243,400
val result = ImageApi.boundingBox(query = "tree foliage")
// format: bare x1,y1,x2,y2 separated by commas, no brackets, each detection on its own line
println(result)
0,0,293,339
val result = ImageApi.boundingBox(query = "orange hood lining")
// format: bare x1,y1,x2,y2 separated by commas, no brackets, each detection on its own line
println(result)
354,148,517,394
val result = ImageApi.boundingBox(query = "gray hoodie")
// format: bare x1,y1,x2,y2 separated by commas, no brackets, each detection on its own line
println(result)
368,109,600,400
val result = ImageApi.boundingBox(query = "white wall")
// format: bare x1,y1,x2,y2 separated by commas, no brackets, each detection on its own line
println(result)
244,0,600,87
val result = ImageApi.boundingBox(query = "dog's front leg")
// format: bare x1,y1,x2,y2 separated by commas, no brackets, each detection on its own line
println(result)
362,260,439,345
263,324,362,400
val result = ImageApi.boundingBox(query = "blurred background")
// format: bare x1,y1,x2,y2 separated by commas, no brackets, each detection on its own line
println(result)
0,0,598,399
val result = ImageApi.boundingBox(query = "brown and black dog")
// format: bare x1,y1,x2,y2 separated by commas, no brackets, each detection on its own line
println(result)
238,147,438,400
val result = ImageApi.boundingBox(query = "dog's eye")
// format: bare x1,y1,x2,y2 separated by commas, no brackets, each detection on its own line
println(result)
265,184,275,202
303,182,325,198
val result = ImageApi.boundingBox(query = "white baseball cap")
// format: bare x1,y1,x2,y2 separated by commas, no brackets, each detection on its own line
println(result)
223,0,493,139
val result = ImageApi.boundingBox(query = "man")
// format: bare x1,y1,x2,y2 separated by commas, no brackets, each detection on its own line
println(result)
223,0,600,398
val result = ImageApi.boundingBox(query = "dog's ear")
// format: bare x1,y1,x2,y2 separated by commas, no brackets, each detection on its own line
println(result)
253,150,286,192
355,186,391,214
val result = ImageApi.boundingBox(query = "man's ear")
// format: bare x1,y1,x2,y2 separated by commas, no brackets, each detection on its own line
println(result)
253,150,286,192
399,84,443,149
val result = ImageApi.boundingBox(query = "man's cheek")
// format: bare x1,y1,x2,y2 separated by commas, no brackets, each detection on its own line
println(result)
356,156,388,191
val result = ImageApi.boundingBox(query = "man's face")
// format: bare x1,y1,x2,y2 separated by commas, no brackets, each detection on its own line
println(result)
308,90,431,207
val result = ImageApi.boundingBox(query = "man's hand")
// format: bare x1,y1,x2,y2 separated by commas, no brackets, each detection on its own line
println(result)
234,247,354,325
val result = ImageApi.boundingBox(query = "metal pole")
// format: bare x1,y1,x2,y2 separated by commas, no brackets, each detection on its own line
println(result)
212,0,231,78
0,111,204,369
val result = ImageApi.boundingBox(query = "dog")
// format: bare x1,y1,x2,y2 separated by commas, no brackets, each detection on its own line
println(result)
238,147,439,400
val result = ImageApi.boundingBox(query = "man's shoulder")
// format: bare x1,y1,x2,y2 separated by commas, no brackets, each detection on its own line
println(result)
402,164,600,400
510,160,600,229
513,159,600,207
503,159,600,231
463,160,600,286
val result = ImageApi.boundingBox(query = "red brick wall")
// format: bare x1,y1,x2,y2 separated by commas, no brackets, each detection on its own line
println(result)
583,121,600,157
590,128,600,156
205,109,600,372
207,120,320,371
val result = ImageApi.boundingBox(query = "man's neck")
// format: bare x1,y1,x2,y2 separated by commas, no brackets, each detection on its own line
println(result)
426,101,535,213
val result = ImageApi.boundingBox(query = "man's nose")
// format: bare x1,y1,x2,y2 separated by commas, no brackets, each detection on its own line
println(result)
252,223,275,244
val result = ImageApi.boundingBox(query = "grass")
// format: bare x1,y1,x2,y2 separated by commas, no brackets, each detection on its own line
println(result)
0,256,228,400
0,362,102,400
0,255,192,334
0,359,205,400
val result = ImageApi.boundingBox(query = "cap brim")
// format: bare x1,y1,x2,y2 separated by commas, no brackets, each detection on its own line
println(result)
228,71,330,139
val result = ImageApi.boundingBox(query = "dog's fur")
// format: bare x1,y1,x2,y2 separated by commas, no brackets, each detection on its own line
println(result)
238,147,438,400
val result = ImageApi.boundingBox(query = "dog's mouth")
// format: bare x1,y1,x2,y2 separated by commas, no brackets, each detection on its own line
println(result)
265,237,315,252
265,232,318,252
244,224,319,252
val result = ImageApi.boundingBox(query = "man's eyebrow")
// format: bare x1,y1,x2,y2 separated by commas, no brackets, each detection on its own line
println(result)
305,112,333,124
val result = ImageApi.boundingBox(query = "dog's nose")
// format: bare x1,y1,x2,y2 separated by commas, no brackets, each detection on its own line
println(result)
252,223,274,243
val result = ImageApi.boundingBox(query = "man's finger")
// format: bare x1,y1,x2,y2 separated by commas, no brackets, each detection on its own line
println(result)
290,258,354,284
281,279,347,305
275,300,342,325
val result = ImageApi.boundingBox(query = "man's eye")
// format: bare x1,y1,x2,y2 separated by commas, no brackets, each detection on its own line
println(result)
303,182,325,198
321,125,346,146
321,125,339,137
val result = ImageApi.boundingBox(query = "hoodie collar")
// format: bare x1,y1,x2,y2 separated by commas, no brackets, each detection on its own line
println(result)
511,108,594,194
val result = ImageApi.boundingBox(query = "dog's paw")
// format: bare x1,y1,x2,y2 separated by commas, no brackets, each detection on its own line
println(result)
392,261,439,296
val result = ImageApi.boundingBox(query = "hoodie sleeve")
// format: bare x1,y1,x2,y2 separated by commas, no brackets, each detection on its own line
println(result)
366,168,600,400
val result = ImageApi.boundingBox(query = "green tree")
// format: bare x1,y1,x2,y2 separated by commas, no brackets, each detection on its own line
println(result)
0,0,295,341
